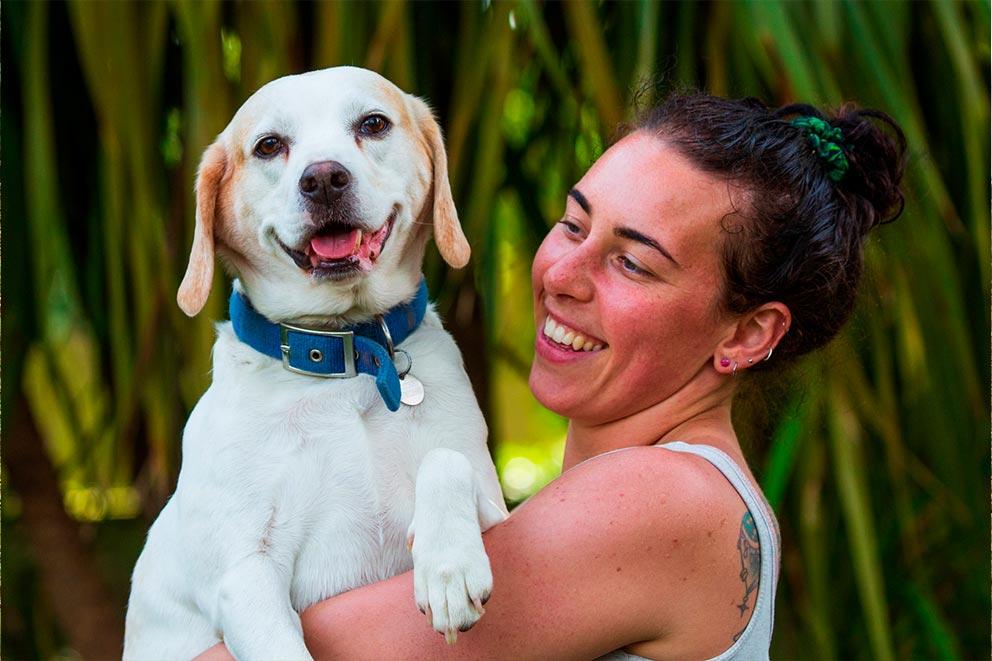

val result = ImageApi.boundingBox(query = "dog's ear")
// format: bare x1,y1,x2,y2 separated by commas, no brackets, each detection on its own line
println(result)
178,140,227,317
412,98,470,268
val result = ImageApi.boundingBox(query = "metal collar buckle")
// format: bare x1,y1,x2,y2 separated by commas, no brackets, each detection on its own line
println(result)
279,323,357,378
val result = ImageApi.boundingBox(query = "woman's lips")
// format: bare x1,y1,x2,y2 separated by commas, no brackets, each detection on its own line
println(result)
534,314,607,363
542,315,605,352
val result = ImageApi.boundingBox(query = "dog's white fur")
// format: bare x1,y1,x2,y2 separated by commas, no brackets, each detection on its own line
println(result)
124,67,506,660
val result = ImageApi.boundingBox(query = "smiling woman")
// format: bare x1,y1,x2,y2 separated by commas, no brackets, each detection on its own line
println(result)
196,91,906,661
530,134,739,439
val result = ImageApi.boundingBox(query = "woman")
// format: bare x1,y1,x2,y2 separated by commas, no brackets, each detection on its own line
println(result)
198,93,905,660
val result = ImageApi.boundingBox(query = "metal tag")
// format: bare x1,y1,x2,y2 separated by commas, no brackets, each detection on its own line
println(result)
400,374,425,406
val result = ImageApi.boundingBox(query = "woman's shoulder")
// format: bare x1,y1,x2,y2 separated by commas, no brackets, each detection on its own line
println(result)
526,443,765,659
551,442,751,526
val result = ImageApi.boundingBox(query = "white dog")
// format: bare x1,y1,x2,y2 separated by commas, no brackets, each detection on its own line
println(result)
124,67,507,661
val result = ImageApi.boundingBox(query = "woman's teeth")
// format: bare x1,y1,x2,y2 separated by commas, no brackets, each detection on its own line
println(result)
543,317,603,352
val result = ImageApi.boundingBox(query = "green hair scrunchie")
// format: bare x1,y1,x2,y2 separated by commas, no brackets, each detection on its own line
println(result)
790,116,849,182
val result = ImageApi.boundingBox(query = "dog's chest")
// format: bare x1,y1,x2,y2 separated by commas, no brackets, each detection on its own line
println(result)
283,404,415,610
191,343,419,610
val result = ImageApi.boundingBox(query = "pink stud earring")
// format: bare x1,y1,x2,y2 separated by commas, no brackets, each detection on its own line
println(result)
719,358,731,368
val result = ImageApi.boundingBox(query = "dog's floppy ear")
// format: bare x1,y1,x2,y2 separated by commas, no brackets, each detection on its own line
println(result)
412,99,470,268
178,140,227,317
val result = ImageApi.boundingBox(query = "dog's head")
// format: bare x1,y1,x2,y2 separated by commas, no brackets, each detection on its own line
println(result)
177,66,468,322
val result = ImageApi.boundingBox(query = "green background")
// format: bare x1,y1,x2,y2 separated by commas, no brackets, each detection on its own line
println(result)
2,1,989,659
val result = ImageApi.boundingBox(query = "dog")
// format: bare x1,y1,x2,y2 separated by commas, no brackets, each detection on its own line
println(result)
123,66,507,660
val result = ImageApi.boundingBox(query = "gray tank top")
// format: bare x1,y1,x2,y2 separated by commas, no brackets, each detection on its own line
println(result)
596,441,780,661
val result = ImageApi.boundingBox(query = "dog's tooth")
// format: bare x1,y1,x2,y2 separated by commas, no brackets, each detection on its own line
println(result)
353,229,363,252
582,340,595,351
571,334,586,350
562,331,575,344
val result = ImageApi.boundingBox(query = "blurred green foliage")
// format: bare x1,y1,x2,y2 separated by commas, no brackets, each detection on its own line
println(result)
1,1,989,659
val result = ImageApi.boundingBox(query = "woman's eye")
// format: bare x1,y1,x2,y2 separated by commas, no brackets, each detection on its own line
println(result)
359,114,390,136
253,136,285,158
618,255,647,275
558,219,582,236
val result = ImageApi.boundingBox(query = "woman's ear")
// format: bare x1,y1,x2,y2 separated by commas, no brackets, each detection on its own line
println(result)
178,140,227,317
410,97,470,269
712,303,791,374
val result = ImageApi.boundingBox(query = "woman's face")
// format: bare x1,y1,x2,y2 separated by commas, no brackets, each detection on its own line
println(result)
529,132,737,424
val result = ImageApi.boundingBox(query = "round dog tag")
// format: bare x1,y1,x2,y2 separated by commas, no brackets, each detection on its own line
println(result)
400,374,425,406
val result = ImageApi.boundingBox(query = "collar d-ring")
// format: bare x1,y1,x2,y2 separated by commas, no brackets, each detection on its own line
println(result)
377,315,412,378
376,315,396,358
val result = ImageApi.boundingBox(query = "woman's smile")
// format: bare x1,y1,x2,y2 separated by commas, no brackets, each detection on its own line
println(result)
535,311,608,363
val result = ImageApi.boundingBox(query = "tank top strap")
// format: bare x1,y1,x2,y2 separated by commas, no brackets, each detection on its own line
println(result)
655,441,779,660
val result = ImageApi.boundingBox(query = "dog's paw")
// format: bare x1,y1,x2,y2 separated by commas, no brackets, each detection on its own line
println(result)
409,521,492,644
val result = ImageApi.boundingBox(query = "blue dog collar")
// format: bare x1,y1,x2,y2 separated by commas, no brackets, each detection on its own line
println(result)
229,279,429,412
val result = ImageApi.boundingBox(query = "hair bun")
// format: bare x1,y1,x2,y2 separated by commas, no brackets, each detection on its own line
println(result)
831,105,907,233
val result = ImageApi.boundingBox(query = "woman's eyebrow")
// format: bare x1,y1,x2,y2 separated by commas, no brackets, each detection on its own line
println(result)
614,226,681,268
568,188,592,215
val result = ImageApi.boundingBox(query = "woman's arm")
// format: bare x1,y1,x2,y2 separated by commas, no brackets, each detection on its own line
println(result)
196,446,745,660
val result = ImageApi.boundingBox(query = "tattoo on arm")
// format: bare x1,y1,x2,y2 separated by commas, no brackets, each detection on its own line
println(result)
732,510,760,642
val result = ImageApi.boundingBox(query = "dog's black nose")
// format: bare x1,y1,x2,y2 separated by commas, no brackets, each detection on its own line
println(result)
299,161,351,204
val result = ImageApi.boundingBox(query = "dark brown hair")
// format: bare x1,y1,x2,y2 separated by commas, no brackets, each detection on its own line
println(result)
633,93,906,365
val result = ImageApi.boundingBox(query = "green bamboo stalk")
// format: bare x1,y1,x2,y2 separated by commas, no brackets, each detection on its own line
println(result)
312,1,344,68
562,0,624,130
674,2,698,88
386,0,414,92
761,396,806,511
445,3,494,195
517,0,576,102
365,0,406,74
827,379,895,661
746,0,835,102
704,2,730,96
931,0,991,288
243,0,298,89
22,3,74,332
865,0,911,82
463,1,514,251
795,419,837,661
633,0,659,99
812,0,842,61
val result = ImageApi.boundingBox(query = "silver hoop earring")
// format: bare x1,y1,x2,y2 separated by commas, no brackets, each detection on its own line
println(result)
764,347,774,362
731,360,738,377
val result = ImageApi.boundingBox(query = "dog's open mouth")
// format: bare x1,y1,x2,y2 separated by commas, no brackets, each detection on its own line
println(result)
279,210,396,280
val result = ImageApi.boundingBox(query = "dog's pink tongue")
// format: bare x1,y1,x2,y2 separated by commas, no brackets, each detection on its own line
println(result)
311,230,360,260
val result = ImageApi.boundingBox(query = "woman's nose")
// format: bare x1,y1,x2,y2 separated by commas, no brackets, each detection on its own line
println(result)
543,243,595,302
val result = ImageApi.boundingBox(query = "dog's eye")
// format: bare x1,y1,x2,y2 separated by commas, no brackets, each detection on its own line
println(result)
253,136,285,158
359,114,390,136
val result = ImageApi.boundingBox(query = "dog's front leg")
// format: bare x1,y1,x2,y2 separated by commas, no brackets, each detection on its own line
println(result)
216,553,313,661
408,447,507,643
